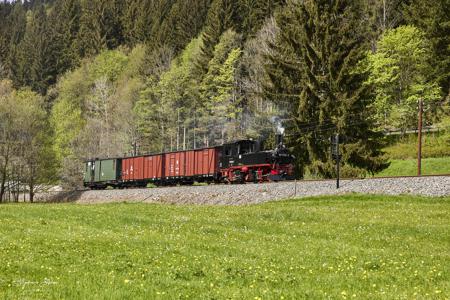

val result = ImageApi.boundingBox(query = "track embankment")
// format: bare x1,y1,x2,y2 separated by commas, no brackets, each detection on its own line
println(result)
34,176,450,205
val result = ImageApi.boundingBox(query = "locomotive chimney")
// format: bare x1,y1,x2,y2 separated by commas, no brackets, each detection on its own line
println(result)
255,138,264,152
272,116,285,148
276,133,283,146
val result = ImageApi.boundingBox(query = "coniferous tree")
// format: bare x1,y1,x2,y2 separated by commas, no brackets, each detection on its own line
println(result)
76,0,124,58
197,0,237,75
122,0,154,46
404,0,450,96
17,3,55,94
147,0,178,46
156,0,212,53
266,0,388,178
200,30,242,145
47,0,81,75
237,0,284,38
0,2,13,67
5,2,27,86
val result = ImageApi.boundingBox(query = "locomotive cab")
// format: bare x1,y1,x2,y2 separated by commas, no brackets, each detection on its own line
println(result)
220,140,272,169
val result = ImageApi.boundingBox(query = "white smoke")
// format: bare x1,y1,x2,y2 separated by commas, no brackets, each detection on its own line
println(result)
271,116,285,135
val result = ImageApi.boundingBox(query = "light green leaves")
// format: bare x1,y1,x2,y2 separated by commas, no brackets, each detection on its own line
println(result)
366,25,442,131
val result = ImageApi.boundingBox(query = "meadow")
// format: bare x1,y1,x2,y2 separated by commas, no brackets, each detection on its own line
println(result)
375,156,450,177
384,130,450,160
375,130,450,177
0,195,449,299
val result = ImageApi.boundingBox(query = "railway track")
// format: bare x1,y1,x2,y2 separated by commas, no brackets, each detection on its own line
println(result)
31,174,450,204
46,173,450,192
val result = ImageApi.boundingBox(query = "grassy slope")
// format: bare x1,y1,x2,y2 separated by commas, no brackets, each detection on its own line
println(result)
0,195,449,299
375,130,450,176
376,157,450,177
384,131,450,160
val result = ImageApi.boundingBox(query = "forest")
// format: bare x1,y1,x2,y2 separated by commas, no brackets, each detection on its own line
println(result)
0,0,448,201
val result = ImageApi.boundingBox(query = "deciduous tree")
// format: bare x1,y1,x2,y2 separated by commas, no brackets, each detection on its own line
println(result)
365,25,441,131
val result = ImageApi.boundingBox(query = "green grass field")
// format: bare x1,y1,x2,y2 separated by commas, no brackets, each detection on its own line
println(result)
375,156,450,177
1,195,449,299
374,129,450,177
384,131,450,160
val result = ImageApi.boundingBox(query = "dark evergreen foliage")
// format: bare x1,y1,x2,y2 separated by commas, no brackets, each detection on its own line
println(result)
266,0,389,177
76,0,125,58
236,0,285,38
156,0,212,53
404,0,450,95
122,0,155,46
197,0,237,75
47,0,81,75
4,2,27,83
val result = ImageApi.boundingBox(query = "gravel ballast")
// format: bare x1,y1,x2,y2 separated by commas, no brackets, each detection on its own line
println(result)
35,176,450,205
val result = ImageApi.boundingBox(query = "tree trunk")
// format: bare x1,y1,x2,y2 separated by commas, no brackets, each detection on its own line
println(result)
183,126,186,150
29,182,34,203
0,175,5,203
0,144,10,203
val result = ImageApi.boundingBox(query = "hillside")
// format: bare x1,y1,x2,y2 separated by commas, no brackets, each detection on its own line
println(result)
0,0,449,200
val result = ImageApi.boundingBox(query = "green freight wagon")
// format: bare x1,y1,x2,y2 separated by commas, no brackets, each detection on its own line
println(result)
83,158,122,189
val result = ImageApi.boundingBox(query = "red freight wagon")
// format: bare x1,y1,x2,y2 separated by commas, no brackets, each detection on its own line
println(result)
122,156,144,181
143,155,163,180
185,150,195,177
194,148,219,177
163,147,220,183
122,154,163,184
164,151,186,179
163,151,197,179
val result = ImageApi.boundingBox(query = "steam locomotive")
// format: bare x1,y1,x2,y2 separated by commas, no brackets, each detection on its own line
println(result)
83,134,295,189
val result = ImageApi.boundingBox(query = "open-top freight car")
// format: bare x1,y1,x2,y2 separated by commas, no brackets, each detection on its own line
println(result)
83,137,295,189
118,147,219,188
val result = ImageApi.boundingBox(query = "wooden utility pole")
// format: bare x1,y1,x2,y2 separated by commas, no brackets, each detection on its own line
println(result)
417,98,423,176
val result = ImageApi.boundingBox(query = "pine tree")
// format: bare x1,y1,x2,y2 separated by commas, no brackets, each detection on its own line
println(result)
122,0,154,46
16,3,55,94
237,0,284,38
0,2,13,67
404,0,450,96
266,0,388,178
47,0,81,75
5,2,27,86
156,0,212,53
200,30,242,145
76,0,124,58
197,0,237,75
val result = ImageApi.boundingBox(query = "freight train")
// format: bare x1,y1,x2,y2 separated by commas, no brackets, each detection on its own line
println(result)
83,135,295,189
